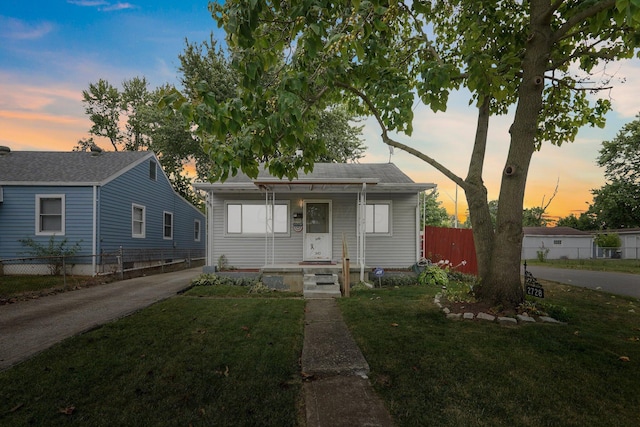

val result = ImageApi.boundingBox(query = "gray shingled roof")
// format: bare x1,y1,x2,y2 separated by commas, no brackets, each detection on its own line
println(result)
524,227,591,236
196,162,434,194
225,163,416,183
0,151,152,184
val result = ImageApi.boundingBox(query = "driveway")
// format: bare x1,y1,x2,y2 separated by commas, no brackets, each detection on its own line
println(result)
0,268,201,371
525,265,640,299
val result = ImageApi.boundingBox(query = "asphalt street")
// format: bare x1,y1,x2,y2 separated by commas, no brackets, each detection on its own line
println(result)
525,265,640,299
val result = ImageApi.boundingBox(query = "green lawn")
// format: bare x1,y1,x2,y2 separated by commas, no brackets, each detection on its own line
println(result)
2,280,640,426
0,287,305,426
525,258,640,274
339,283,640,426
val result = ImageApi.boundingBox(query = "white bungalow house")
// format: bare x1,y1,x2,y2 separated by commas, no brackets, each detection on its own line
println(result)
522,227,593,260
194,163,435,295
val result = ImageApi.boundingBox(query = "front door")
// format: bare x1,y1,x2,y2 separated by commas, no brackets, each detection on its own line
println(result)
304,201,332,261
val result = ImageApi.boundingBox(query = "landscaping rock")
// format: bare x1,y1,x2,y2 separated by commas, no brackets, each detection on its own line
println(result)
498,317,517,325
442,307,450,314
463,312,474,320
539,316,562,324
477,312,495,322
517,314,536,323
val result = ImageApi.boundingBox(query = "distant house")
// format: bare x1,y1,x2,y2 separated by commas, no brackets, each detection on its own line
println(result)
194,163,434,292
0,147,205,275
522,227,593,260
595,228,640,259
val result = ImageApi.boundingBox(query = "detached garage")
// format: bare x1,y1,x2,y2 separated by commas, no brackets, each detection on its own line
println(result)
522,227,593,260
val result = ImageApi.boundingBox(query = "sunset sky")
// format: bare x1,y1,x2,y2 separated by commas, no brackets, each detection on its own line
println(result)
2,1,639,222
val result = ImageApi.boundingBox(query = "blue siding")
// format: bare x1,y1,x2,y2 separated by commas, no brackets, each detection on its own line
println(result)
98,158,205,254
0,157,205,262
0,186,94,258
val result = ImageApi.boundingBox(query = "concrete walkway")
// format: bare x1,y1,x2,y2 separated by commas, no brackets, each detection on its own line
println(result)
302,298,394,427
0,268,200,370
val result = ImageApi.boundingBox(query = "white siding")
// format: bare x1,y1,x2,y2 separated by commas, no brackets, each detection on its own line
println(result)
208,191,420,269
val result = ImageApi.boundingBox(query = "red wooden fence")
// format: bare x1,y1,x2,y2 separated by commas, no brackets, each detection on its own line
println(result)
423,226,478,275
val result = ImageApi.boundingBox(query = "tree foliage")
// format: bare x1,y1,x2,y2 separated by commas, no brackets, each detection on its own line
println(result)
419,190,450,227
168,0,640,307
588,114,640,228
555,212,599,231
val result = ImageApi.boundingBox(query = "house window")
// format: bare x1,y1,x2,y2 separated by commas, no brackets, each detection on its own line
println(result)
553,239,562,245
132,204,146,238
36,195,65,235
366,202,391,234
226,202,289,235
163,211,174,239
194,219,201,242
149,160,157,180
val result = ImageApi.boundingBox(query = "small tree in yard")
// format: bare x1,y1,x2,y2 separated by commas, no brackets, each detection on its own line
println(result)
168,1,640,308
18,237,81,276
594,233,622,258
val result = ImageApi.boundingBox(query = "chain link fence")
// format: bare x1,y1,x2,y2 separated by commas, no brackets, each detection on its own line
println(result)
523,246,639,260
0,247,205,280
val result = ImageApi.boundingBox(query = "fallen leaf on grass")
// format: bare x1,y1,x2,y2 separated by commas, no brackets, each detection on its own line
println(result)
59,406,75,415
9,403,23,413
627,337,639,342
390,323,399,327
619,356,631,362
241,326,249,331
301,372,315,381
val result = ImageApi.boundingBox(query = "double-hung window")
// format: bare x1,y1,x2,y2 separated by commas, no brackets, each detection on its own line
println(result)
163,211,174,239
194,219,201,241
132,204,146,238
36,195,65,235
226,202,289,235
366,202,391,235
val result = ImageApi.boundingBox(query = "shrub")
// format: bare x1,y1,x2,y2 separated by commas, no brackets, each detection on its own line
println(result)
418,265,449,287
191,274,259,287
18,236,82,276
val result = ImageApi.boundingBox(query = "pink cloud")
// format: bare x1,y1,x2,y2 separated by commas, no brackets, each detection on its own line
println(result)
0,17,54,40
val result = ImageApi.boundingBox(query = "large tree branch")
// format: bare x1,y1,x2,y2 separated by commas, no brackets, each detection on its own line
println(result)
334,81,465,188
465,96,490,186
552,0,616,42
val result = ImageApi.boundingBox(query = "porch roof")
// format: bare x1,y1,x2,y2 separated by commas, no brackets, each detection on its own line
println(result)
193,163,435,194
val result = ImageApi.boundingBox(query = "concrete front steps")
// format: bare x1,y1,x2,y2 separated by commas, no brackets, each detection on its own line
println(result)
303,272,341,298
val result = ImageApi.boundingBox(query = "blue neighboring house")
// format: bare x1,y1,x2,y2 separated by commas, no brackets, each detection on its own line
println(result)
0,147,205,275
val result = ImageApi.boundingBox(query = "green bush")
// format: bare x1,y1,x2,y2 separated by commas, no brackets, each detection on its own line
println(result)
372,273,418,287
191,273,259,287
418,266,449,287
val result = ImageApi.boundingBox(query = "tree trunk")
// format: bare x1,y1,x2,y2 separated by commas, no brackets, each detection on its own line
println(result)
474,1,552,308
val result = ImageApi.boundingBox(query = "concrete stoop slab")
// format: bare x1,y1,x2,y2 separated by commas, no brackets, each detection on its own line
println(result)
304,376,395,427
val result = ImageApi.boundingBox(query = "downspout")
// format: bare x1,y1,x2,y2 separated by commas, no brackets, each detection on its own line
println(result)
92,185,98,275
416,192,421,263
207,191,214,269
360,182,366,282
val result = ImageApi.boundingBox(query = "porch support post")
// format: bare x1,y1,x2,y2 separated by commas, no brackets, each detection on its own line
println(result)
264,189,269,266
359,183,367,282
271,190,275,265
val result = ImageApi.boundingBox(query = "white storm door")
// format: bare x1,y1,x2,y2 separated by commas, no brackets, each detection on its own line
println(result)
304,201,332,261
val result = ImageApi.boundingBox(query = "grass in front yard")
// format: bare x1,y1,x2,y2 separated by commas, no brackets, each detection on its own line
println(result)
339,283,640,426
0,287,305,426
0,275,95,299
526,258,640,274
